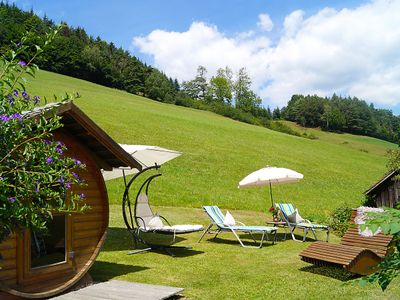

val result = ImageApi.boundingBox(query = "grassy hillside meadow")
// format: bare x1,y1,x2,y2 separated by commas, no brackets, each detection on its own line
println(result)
28,70,397,221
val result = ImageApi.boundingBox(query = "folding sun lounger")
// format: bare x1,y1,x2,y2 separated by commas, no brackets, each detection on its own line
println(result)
198,206,277,248
277,203,330,242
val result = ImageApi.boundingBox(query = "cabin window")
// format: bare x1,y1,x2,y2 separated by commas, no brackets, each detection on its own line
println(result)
30,215,66,269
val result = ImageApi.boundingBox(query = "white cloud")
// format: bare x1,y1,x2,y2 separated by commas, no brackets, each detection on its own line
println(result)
283,10,304,38
133,21,271,85
257,13,273,32
133,0,400,109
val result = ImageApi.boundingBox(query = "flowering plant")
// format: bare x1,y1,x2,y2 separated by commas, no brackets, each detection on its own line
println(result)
269,206,279,220
0,26,86,244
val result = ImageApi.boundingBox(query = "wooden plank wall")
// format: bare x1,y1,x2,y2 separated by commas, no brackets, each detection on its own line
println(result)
0,234,17,288
376,181,399,208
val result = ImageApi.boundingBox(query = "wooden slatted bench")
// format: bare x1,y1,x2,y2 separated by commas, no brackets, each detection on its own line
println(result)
299,209,393,275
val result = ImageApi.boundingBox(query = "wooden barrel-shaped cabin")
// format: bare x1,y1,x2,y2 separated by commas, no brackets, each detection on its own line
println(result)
0,102,141,299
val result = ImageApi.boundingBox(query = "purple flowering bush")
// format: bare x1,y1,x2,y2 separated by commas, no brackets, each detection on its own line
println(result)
0,27,87,244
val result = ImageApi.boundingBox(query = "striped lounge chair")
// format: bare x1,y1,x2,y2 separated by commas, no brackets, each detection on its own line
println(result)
277,203,330,242
198,206,277,248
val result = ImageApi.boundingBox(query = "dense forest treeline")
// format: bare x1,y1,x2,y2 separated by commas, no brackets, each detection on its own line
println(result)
281,94,400,143
1,2,399,143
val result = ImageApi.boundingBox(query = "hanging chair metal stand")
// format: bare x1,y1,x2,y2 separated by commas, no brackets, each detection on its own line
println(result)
122,165,195,256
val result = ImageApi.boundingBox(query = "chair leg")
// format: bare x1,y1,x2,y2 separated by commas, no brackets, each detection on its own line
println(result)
326,228,330,242
272,230,277,244
249,232,258,243
230,229,246,247
198,223,213,243
289,225,298,241
311,228,318,241
258,231,266,248
303,228,308,242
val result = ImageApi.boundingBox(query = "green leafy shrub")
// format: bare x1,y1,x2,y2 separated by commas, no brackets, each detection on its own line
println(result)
328,204,353,237
358,206,400,291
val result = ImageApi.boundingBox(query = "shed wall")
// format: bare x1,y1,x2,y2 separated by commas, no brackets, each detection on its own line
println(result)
375,181,400,208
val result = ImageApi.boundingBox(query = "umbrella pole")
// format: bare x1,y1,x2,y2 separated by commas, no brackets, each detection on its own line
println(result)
269,181,274,207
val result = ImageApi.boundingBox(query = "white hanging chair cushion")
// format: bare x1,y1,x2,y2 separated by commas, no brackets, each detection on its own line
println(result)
148,215,164,228
141,224,204,233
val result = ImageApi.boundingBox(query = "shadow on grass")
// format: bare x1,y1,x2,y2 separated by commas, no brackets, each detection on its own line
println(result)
279,229,328,242
300,265,359,282
150,248,204,258
90,261,149,282
203,232,276,247
103,227,204,257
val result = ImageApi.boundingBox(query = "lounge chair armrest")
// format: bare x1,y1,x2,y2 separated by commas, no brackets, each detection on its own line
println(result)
159,215,172,226
135,217,147,230
236,221,246,226
302,219,312,224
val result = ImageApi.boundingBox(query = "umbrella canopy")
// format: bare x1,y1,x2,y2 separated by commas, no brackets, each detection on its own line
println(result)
238,167,303,188
238,166,303,206
102,144,182,181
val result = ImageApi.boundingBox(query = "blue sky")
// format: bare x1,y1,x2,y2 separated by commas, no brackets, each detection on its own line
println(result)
14,1,400,112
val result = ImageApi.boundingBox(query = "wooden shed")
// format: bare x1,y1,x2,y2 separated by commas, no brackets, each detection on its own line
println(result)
365,170,400,208
0,102,141,299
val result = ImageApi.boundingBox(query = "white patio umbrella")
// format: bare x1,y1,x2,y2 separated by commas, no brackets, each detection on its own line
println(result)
102,144,182,181
238,166,304,207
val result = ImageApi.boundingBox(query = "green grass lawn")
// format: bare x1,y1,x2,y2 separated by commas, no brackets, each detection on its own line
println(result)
26,70,400,299
90,205,400,299
28,70,396,222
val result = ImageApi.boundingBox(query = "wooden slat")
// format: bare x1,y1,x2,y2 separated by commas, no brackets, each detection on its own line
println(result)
18,271,75,293
342,236,392,245
301,252,350,265
0,237,16,250
73,228,102,240
0,248,16,260
341,241,389,250
0,269,17,281
74,254,93,267
1,278,17,287
73,236,100,249
302,247,360,261
341,231,392,257
73,214,103,223
0,258,17,270
73,221,103,231
300,243,364,265
74,246,98,257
